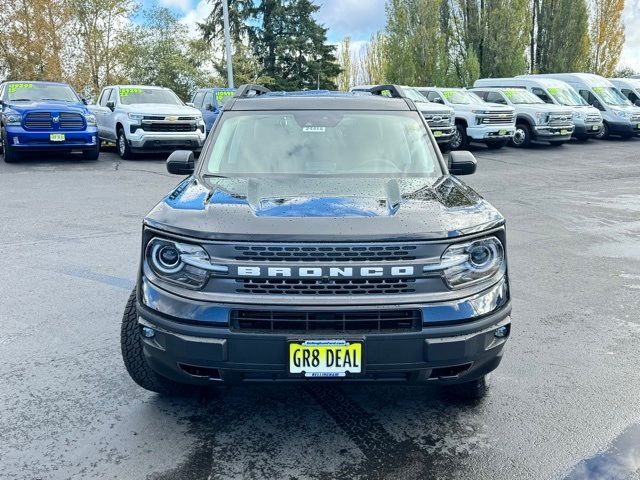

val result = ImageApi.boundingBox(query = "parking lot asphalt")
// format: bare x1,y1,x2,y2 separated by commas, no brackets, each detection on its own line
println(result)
2,139,640,480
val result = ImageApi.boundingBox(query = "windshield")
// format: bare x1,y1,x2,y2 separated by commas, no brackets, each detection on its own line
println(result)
6,82,78,103
205,111,442,178
403,88,428,103
119,87,183,105
503,89,544,104
592,86,630,106
441,89,484,105
547,86,588,106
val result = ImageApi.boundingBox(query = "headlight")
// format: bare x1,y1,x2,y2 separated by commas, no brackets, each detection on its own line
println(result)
146,237,227,289
195,115,203,123
3,113,22,125
440,236,505,289
535,112,548,124
613,109,631,118
128,113,144,121
471,110,487,114
450,114,455,125
84,114,97,126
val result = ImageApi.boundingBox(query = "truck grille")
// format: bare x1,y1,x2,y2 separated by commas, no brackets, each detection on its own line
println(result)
230,309,422,333
24,112,52,129
548,114,573,126
59,112,84,130
142,122,195,132
422,112,452,127
585,114,601,123
480,112,515,124
236,277,417,295
234,244,418,262
631,114,640,123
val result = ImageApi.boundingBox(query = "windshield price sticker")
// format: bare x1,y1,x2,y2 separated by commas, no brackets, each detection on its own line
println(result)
8,83,33,94
547,87,559,96
504,89,519,98
442,90,456,99
302,126,326,133
215,90,234,102
120,87,142,97
593,87,605,95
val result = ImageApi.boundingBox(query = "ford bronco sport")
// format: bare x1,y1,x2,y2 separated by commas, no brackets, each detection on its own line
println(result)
121,85,511,400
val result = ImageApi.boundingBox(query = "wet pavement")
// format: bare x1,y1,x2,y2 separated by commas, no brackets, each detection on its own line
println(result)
1,139,640,479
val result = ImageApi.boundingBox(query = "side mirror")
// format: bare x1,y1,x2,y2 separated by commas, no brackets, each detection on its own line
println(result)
206,104,215,111
592,100,603,111
433,97,444,104
635,100,640,107
106,100,115,111
167,150,195,175
448,151,477,176
81,98,88,105
186,102,195,107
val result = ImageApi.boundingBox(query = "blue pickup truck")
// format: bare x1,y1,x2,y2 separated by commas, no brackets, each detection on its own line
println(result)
0,81,99,162
189,88,235,134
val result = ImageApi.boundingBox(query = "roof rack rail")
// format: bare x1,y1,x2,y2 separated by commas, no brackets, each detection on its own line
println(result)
234,84,271,98
368,84,408,99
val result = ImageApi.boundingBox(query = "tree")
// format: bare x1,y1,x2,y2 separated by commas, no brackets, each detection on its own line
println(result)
613,66,639,78
589,0,625,76
481,0,530,77
534,0,590,73
361,32,387,85
199,0,255,48
337,36,352,91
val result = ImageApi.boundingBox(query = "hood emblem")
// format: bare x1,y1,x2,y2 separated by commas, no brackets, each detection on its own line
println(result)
166,115,178,121
52,115,60,123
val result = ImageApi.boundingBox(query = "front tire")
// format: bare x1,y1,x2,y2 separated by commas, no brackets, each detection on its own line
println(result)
485,139,508,149
595,122,609,139
2,128,20,163
510,123,532,148
117,128,133,160
450,123,469,150
121,289,189,395
444,375,489,401
82,145,100,160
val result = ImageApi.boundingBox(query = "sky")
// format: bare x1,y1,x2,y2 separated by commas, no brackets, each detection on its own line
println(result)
151,0,640,71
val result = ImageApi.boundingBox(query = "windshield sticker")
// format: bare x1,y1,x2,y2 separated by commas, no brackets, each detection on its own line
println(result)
547,87,559,96
215,90,234,102
503,89,520,98
593,87,605,95
120,87,142,97
442,90,456,99
302,126,326,133
8,83,33,94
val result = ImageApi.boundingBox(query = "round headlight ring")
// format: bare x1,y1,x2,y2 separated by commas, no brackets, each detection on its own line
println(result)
151,242,183,274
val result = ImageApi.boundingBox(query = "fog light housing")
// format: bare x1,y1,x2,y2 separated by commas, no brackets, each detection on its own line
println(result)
12,137,19,145
494,325,509,338
141,326,155,338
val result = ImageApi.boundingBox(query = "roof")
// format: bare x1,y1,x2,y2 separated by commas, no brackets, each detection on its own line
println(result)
227,95,413,111
195,87,235,92
105,85,169,90
525,73,614,87
480,77,571,88
609,78,640,88
3,80,70,86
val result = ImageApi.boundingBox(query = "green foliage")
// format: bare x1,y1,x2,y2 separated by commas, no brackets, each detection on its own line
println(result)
535,0,590,73
481,0,530,77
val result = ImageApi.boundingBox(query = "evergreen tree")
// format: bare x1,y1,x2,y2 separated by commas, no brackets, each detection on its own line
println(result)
535,0,590,73
199,0,255,48
481,0,530,77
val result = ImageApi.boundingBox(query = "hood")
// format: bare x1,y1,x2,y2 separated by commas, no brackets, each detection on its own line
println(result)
518,103,571,114
144,176,504,242
120,103,201,116
6,101,88,114
459,103,514,113
573,105,600,114
415,101,454,115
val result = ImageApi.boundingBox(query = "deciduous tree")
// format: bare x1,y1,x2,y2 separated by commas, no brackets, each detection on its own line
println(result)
589,0,625,76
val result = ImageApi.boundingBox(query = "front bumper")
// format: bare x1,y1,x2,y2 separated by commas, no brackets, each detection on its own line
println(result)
607,120,640,136
4,126,98,150
127,130,206,151
136,279,511,385
533,124,574,142
574,122,603,138
466,125,515,141
428,125,455,144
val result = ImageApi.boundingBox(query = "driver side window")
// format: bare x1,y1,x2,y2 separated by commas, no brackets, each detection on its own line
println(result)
99,89,112,106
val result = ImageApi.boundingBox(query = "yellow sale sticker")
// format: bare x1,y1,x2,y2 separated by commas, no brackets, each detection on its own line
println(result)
8,83,33,94
120,87,142,97
215,90,234,102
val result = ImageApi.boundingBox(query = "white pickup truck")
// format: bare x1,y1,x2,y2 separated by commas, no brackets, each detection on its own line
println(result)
90,85,206,159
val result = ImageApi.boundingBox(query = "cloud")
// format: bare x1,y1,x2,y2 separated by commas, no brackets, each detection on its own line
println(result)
180,0,214,38
159,0,192,13
314,0,386,42
620,0,640,71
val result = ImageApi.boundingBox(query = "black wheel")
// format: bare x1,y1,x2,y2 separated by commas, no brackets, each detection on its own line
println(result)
485,139,508,149
1,128,20,163
439,142,451,153
121,289,190,395
510,123,532,148
450,123,469,150
82,145,100,160
595,122,609,139
548,141,565,147
116,128,133,159
444,375,489,401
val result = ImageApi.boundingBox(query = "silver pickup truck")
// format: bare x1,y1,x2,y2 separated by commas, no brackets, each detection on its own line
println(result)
90,85,206,159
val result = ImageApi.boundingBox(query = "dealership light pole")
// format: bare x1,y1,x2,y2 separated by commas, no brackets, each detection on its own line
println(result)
222,0,234,88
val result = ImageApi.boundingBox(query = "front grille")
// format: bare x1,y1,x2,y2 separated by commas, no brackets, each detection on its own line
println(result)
480,112,515,124
631,114,640,123
548,115,573,126
59,112,84,130
141,122,195,132
24,112,53,129
234,244,418,262
586,114,601,123
236,277,417,295
422,112,452,127
230,309,422,333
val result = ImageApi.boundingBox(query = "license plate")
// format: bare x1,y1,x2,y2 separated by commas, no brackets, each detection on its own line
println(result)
561,129,569,135
289,340,362,377
433,131,442,137
592,125,599,131
499,130,506,135
50,133,65,142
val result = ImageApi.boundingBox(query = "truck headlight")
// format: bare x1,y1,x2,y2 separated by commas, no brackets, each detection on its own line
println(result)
440,236,505,289
613,109,630,118
3,113,22,125
535,112,548,124
84,114,97,126
146,237,227,289
128,113,144,121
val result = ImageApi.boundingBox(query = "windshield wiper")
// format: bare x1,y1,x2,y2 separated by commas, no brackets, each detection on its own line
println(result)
9,98,31,101
202,174,228,179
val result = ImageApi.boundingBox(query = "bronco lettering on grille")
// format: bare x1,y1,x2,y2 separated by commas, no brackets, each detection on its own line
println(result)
237,266,416,278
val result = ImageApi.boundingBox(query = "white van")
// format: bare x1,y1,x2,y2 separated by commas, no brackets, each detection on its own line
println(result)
474,77,602,140
522,73,640,139
609,78,640,107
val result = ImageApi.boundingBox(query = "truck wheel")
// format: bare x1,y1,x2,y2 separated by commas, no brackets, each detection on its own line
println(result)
2,129,20,163
595,122,609,139
82,145,100,160
510,124,531,148
117,128,134,160
485,139,508,149
121,289,190,395
450,124,469,150
444,375,489,401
